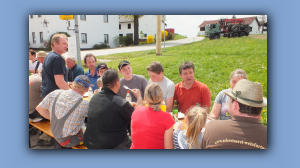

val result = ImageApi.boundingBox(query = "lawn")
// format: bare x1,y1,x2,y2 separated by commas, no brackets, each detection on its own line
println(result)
82,36,267,125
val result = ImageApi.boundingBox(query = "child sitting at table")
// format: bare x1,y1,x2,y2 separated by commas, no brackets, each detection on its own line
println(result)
173,106,207,149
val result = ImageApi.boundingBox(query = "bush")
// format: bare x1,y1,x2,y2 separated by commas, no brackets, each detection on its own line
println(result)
161,31,168,40
123,36,134,46
166,32,175,40
147,35,154,43
46,32,71,51
92,42,110,49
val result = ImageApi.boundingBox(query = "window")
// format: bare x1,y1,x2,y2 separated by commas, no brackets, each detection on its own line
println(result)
119,24,121,30
30,15,33,19
119,34,123,37
200,27,205,31
80,15,86,20
212,25,216,28
32,32,36,43
81,33,87,43
39,32,43,43
144,34,147,37
103,15,108,23
126,33,133,39
38,15,41,17
104,34,109,44
128,23,131,29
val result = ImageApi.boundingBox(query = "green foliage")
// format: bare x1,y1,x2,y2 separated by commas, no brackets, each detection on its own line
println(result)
92,36,267,125
123,36,134,46
92,42,110,49
46,32,71,51
166,32,175,40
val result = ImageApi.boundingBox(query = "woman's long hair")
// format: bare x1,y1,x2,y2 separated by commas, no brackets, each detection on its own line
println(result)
185,106,207,149
144,83,164,111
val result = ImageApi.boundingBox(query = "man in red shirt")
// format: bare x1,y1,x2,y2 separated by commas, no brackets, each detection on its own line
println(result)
174,61,211,114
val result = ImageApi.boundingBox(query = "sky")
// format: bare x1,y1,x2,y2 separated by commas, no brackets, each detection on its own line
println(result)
165,15,261,37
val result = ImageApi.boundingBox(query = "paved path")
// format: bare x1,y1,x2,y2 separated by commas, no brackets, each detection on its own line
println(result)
63,37,204,60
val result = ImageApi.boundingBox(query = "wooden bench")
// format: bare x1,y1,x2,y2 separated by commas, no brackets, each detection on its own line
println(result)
29,120,87,149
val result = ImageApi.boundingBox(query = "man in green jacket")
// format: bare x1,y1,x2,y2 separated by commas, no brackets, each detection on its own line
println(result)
66,55,84,82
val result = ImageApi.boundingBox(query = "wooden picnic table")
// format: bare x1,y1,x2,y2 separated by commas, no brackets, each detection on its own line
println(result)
29,120,87,149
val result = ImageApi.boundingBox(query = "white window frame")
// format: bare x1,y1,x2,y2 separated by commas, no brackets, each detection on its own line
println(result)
80,15,86,20
39,32,43,43
81,33,87,43
32,32,36,43
103,15,108,23
104,34,109,44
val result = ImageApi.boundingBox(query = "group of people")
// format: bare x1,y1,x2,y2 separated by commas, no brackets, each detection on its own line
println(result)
29,33,267,149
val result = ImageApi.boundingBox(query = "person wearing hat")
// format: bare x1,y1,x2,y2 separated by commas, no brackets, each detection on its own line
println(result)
97,63,108,77
117,60,148,103
201,79,267,149
66,55,84,82
36,75,91,148
31,51,47,74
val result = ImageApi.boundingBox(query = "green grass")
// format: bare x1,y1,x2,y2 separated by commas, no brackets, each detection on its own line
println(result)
84,36,267,125
174,34,187,40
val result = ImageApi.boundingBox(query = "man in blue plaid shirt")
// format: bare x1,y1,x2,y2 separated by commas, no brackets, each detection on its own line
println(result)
36,75,90,148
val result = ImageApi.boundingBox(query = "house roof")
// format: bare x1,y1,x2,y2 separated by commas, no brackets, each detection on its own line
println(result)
198,16,259,28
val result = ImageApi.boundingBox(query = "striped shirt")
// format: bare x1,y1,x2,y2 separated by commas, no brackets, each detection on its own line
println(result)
39,89,89,138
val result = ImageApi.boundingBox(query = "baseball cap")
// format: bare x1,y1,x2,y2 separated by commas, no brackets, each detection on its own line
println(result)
118,60,130,70
74,75,91,88
97,63,108,70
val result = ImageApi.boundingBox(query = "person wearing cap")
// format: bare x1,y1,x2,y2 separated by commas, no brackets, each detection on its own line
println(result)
31,51,47,74
36,75,91,148
174,61,211,114
146,61,175,112
84,53,98,92
97,63,108,77
201,79,267,149
41,33,69,98
66,55,84,82
84,69,143,149
117,60,148,102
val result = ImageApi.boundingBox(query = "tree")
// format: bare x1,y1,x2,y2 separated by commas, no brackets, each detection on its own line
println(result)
258,15,267,34
121,15,143,45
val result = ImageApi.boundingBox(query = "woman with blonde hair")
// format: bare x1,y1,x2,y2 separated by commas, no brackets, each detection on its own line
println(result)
209,69,248,120
173,106,207,149
130,83,175,149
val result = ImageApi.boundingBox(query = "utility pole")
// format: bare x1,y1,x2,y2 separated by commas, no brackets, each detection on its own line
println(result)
74,15,81,66
156,15,162,56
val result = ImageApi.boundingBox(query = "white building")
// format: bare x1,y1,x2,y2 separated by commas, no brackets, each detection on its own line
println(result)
119,15,165,40
29,15,119,49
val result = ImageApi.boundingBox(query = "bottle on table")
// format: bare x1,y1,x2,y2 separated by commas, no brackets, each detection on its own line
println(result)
160,97,166,112
126,90,131,102
172,100,179,121
88,87,93,99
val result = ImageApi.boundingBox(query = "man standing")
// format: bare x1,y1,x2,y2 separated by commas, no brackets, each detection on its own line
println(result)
174,61,211,114
84,69,143,149
36,75,90,148
66,55,84,82
84,54,98,92
29,49,38,73
146,61,175,112
117,60,148,102
41,33,69,98
201,79,267,149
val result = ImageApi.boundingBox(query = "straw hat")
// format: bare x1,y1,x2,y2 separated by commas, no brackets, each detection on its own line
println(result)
37,51,47,57
224,79,267,107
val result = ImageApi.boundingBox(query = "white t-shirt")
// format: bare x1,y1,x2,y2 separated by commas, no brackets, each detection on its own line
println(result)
149,76,175,105
29,60,42,73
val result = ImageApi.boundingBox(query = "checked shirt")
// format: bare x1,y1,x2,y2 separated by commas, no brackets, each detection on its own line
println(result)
39,89,89,138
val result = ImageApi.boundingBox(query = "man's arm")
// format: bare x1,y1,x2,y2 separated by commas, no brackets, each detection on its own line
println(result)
166,97,174,112
36,105,50,120
54,75,69,90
